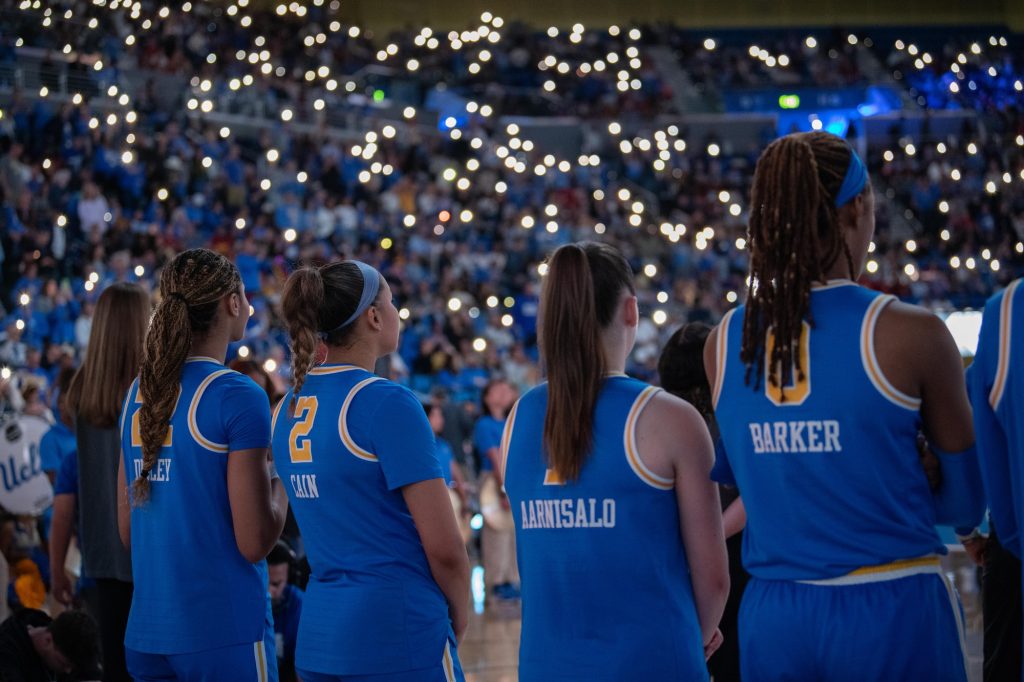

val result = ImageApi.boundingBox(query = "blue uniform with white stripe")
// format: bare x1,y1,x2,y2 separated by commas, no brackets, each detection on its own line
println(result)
503,376,708,682
120,357,277,682
968,279,1024,680
271,364,464,682
713,281,967,681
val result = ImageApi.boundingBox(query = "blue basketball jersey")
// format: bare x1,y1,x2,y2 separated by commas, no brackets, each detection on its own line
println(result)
270,365,450,676
969,278,1023,558
712,281,945,580
120,356,273,654
503,376,707,682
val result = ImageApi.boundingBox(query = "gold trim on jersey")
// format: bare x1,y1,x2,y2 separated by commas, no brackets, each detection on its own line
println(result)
797,555,940,586
188,369,234,452
308,364,361,376
860,295,922,412
624,386,674,490
498,399,520,485
990,279,1020,410
442,639,456,682
337,376,384,461
712,307,737,410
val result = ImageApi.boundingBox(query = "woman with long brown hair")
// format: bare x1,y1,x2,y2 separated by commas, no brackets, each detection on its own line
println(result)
116,248,288,680
64,282,149,682
273,260,470,682
502,241,729,681
705,131,984,680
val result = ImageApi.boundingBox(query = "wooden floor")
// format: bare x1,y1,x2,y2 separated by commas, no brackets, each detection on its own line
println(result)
459,554,985,682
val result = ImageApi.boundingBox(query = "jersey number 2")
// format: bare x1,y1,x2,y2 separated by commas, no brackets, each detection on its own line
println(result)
289,396,318,463
764,322,811,406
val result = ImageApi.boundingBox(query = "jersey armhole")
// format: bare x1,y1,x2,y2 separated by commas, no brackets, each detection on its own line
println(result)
859,295,922,412
624,386,674,490
711,308,736,410
188,369,235,453
990,280,1020,410
337,377,385,462
498,399,520,492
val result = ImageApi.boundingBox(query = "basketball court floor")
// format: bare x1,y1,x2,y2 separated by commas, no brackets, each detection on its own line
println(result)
458,553,984,682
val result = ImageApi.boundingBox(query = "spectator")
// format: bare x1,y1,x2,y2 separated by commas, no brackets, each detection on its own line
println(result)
0,608,103,682
65,283,150,682
268,541,303,682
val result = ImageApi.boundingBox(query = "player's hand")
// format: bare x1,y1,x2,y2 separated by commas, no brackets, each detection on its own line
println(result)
52,571,74,606
704,629,724,661
962,536,988,566
916,434,942,492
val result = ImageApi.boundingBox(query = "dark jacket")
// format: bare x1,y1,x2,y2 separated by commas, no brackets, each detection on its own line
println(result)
0,609,52,682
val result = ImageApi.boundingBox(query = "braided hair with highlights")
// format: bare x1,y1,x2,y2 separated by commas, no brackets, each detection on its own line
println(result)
134,249,242,504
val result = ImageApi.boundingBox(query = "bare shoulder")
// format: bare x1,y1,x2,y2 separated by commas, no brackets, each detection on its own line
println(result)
876,299,956,357
636,389,714,473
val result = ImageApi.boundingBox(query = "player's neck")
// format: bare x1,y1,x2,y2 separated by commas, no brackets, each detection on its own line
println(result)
323,345,378,373
189,335,228,364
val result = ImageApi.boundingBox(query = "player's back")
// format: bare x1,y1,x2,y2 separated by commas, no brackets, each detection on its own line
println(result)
120,357,270,654
714,281,944,580
504,375,706,682
271,364,448,674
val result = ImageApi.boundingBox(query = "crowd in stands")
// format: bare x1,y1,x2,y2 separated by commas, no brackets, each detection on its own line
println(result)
0,4,1023,672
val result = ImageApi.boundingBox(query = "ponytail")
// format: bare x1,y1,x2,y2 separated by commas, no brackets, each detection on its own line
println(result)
281,268,326,409
280,261,377,410
540,242,634,482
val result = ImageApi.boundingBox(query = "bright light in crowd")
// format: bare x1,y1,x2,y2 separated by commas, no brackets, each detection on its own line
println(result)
448,297,462,312
238,346,250,359
652,310,667,325
284,229,297,242
472,338,487,352
19,293,31,306
263,359,278,373
134,266,145,277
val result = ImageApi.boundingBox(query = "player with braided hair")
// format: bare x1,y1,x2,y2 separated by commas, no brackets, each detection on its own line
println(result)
706,132,985,681
117,248,288,681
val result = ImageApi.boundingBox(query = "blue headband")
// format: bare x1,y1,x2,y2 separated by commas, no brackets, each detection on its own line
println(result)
835,149,868,207
319,261,381,340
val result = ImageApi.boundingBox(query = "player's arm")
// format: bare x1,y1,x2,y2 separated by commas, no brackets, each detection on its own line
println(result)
227,448,288,562
722,497,746,539
967,298,1020,556
403,479,471,641
877,303,984,528
374,390,471,641
640,392,729,647
222,378,288,563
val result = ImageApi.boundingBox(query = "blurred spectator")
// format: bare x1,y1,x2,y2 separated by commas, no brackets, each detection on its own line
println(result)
0,608,103,682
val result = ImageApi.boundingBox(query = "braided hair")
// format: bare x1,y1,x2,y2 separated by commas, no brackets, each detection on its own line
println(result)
740,132,859,400
134,249,242,504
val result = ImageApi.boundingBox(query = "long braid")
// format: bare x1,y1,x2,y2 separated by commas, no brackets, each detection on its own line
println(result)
741,132,859,400
133,249,242,505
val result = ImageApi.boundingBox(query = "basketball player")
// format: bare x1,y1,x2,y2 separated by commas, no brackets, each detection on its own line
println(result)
968,276,1024,681
705,132,985,681
274,261,470,682
502,242,729,681
117,249,289,681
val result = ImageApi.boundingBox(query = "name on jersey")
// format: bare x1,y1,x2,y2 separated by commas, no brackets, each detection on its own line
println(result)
290,474,319,499
134,458,172,482
519,498,616,530
749,420,842,454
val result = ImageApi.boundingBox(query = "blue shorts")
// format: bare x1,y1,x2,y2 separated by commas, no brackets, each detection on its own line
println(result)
127,628,278,682
297,635,464,682
739,569,967,682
